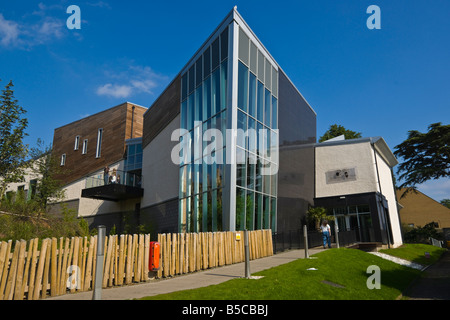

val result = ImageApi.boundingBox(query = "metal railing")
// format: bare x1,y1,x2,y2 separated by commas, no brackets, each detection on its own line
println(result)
272,227,376,254
85,169,143,189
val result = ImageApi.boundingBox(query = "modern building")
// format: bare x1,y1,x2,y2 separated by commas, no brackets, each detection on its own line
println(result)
139,7,316,235
397,188,450,229
51,102,147,229
314,137,403,247
2,8,404,248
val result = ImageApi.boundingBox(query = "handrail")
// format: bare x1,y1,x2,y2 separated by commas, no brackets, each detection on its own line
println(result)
85,169,142,189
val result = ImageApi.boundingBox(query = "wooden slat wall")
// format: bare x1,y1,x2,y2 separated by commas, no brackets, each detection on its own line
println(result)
142,75,181,149
0,230,273,300
52,102,147,186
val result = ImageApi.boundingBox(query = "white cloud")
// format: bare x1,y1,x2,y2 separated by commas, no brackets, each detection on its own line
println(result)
0,4,67,49
0,14,21,46
95,64,169,99
96,84,133,99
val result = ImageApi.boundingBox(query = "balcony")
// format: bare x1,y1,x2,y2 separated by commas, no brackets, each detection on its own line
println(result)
81,169,143,202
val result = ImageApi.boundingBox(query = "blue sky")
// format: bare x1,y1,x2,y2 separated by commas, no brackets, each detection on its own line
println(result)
0,0,449,201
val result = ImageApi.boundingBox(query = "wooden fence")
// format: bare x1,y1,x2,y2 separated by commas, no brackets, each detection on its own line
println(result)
0,230,272,300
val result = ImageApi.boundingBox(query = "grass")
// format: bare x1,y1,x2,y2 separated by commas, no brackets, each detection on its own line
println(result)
140,248,423,300
379,243,447,266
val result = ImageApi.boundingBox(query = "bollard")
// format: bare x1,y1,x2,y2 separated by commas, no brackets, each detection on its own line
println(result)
335,224,340,249
303,225,309,259
244,229,250,279
92,225,106,300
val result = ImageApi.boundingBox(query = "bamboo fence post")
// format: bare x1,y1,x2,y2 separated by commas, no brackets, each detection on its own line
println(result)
5,240,21,300
13,240,27,300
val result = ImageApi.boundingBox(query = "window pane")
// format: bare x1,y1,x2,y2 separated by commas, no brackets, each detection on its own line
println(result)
203,76,211,121
271,197,277,231
237,62,248,112
202,192,208,231
270,163,278,196
248,73,256,118
237,110,247,149
255,157,263,192
246,190,255,230
220,60,227,111
220,27,228,61
181,73,187,101
188,65,195,94
217,188,223,231
212,38,220,71
188,94,195,131
247,153,256,190
263,195,271,229
211,68,220,116
271,96,278,129
236,187,246,231
203,47,211,79
180,166,186,198
257,81,264,123
248,117,256,154
255,193,263,229
181,100,187,129
212,189,217,231
195,85,203,123
264,88,271,127
236,148,246,187
256,121,263,157
195,57,202,88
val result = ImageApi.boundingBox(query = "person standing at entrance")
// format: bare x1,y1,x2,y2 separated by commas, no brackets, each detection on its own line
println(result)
320,220,332,249
103,166,110,185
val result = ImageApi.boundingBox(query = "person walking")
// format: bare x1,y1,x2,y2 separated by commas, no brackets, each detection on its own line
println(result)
320,220,332,249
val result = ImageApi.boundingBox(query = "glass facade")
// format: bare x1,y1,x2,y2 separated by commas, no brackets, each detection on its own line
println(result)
235,27,278,232
178,23,279,233
179,26,229,233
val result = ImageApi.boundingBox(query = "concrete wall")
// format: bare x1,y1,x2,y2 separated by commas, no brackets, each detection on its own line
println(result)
375,152,403,246
141,115,180,209
315,142,378,198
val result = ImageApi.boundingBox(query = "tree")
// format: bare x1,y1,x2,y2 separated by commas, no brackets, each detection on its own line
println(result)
28,139,67,213
318,124,362,142
0,80,29,198
440,199,450,209
306,206,334,230
394,123,449,197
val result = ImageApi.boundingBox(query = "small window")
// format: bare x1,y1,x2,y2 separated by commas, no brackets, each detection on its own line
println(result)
96,128,103,158
82,139,88,154
74,136,80,150
60,154,66,166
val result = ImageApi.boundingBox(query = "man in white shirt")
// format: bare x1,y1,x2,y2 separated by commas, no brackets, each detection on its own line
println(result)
320,220,332,249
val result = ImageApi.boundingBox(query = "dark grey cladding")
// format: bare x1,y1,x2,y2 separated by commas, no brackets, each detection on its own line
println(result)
276,69,317,235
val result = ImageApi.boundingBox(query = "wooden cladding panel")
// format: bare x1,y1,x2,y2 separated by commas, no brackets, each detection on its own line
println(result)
142,76,181,148
52,103,146,186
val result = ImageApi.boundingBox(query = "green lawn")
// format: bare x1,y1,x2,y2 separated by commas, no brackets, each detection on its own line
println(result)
379,244,447,266
141,248,423,300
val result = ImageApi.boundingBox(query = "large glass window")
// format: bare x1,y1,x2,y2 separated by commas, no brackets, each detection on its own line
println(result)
238,62,248,112
236,28,279,232
179,27,229,233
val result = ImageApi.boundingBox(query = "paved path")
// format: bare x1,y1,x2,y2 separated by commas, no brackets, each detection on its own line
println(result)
46,248,324,300
404,250,450,300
